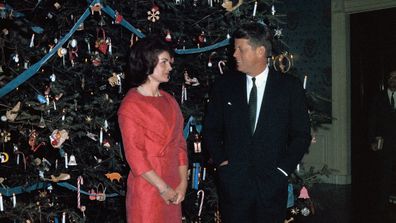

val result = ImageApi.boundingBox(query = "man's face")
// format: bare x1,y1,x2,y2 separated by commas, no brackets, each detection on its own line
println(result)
388,73,396,91
233,38,266,75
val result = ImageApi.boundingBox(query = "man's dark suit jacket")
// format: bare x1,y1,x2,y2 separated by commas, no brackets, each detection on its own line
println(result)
368,90,396,154
203,68,311,203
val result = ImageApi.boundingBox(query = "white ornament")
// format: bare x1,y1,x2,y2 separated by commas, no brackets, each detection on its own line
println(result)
271,5,276,15
70,39,77,48
274,28,283,38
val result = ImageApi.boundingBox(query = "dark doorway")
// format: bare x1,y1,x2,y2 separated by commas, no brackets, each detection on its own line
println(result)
351,7,396,223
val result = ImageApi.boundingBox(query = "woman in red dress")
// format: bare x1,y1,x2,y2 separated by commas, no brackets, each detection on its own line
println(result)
118,36,188,223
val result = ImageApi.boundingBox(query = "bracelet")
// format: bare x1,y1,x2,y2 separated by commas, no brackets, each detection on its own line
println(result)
159,185,170,195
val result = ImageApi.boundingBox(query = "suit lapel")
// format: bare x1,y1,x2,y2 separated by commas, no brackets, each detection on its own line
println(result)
231,74,251,135
254,69,277,136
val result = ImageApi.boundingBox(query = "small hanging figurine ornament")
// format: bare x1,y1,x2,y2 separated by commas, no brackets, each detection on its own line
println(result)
147,4,160,22
68,39,78,66
49,129,69,148
90,3,102,15
95,28,108,54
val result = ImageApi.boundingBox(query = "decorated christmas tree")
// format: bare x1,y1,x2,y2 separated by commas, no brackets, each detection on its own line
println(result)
0,0,330,222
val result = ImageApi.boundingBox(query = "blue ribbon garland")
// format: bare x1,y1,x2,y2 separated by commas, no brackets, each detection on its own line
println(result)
0,3,94,98
0,115,194,197
0,182,119,198
0,0,231,98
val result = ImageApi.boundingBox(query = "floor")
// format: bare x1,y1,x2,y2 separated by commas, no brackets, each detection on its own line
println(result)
294,182,396,223
299,149,396,223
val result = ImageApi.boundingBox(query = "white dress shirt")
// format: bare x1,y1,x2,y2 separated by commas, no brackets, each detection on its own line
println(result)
387,89,395,109
246,66,269,131
246,67,289,177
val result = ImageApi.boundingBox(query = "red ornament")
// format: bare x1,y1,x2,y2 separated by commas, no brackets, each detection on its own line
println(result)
198,31,206,44
115,11,123,24
165,31,172,42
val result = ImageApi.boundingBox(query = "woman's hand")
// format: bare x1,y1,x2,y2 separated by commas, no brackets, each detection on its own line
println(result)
159,185,178,205
172,180,187,205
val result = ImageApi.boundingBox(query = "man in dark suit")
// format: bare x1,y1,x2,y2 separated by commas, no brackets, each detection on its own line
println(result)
203,22,311,223
368,70,396,220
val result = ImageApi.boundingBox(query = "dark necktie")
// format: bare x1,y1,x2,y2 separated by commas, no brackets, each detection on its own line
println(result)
248,77,257,135
391,92,395,110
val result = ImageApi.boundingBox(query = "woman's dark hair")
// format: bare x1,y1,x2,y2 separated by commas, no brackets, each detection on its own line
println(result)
126,35,172,87
233,22,272,57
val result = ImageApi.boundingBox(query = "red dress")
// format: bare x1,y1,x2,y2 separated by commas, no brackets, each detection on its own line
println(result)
118,89,188,223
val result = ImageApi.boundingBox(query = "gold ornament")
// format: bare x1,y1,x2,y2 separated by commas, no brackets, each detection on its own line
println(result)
273,52,292,73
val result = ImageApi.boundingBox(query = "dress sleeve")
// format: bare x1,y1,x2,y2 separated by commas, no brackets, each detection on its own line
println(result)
177,129,188,166
118,113,153,176
173,101,188,166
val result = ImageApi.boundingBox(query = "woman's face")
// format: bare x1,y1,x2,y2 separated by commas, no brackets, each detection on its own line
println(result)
148,51,173,84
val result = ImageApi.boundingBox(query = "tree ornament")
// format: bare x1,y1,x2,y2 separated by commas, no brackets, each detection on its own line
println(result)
46,173,71,182
91,52,102,66
98,16,106,26
5,101,21,122
89,188,97,200
273,52,292,73
108,73,121,87
68,39,78,66
208,52,216,67
68,154,77,166
49,129,69,148
252,1,257,17
0,152,8,163
284,217,294,223
298,186,310,199
218,60,226,74
184,70,200,86
57,48,67,66
165,31,172,42
274,28,283,39
38,115,46,128
222,0,243,12
114,11,123,24
105,172,122,182
95,29,108,54
53,2,61,10
96,183,107,201
29,34,35,48
27,130,36,148
130,33,139,47
90,3,102,15
75,20,84,30
147,5,160,22
0,130,10,143
300,207,310,216
12,53,19,63
181,84,187,104
271,5,276,15
197,31,206,44
103,139,111,148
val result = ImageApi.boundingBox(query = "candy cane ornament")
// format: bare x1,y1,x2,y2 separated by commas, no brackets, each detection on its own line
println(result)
197,189,205,217
218,60,226,74
77,176,84,210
